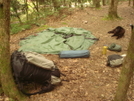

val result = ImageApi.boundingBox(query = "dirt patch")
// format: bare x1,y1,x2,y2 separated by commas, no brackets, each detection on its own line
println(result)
10,1,134,101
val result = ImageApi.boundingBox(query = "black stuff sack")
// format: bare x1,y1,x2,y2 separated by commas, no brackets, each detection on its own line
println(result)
11,51,62,96
106,54,124,67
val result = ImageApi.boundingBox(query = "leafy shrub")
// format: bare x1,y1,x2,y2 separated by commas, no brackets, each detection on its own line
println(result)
10,23,31,35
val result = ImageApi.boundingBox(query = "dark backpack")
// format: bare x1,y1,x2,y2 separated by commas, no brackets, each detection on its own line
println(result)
11,51,61,96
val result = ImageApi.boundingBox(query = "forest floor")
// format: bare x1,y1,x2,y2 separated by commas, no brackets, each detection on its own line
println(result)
10,1,134,101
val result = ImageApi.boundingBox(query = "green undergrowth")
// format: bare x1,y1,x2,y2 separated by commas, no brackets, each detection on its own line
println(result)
10,22,33,35
10,7,73,35
37,25,50,31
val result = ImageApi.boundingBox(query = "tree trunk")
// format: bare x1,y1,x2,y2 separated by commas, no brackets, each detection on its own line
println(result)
24,0,29,21
63,0,66,6
78,0,84,9
108,0,119,19
52,0,61,11
0,0,27,100
93,0,101,8
68,0,71,8
11,0,22,23
32,0,40,18
128,0,131,6
102,0,106,6
133,0,134,7
96,0,101,8
114,25,134,101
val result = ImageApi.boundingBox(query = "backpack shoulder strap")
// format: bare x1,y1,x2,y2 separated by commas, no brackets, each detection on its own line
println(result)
20,83,54,96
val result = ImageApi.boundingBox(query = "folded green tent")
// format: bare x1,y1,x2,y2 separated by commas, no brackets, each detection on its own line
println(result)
19,27,97,54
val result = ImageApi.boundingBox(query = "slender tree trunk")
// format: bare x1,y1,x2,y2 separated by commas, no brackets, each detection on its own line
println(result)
96,0,101,8
12,8,22,23
128,0,131,6
52,0,61,11
114,25,134,101
0,0,27,100
133,0,134,7
108,0,119,19
93,0,101,8
74,0,77,7
63,0,66,6
24,0,29,21
102,0,106,6
32,0,40,19
11,0,22,23
68,0,72,7
78,0,84,9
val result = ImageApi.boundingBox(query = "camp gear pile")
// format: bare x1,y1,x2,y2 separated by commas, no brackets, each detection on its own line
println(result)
11,51,61,95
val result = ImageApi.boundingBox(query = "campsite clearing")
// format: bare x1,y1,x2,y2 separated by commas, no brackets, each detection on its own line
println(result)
10,1,134,101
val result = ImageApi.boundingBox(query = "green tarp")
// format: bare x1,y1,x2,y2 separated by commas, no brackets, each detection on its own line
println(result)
19,27,96,54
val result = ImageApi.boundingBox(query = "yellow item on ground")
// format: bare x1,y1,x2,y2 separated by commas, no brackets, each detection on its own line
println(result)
103,46,107,55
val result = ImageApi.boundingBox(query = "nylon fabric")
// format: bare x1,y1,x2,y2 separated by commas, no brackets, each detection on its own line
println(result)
19,27,96,54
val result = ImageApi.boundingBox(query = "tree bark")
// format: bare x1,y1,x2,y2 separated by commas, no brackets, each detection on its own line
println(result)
128,0,131,6
96,0,101,8
52,0,61,11
133,0,134,7
11,0,22,23
108,0,119,19
93,0,101,8
24,0,29,21
102,0,106,6
114,25,134,101
0,0,27,100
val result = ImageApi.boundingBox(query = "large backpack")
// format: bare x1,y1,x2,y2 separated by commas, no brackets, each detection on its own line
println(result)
11,51,62,96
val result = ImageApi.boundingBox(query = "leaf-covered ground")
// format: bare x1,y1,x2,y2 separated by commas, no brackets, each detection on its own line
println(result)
10,1,134,101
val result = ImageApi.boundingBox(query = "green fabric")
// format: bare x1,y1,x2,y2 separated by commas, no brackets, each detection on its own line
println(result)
108,43,122,52
19,27,96,54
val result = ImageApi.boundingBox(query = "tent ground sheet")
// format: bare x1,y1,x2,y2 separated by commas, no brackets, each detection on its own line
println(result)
19,27,97,54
